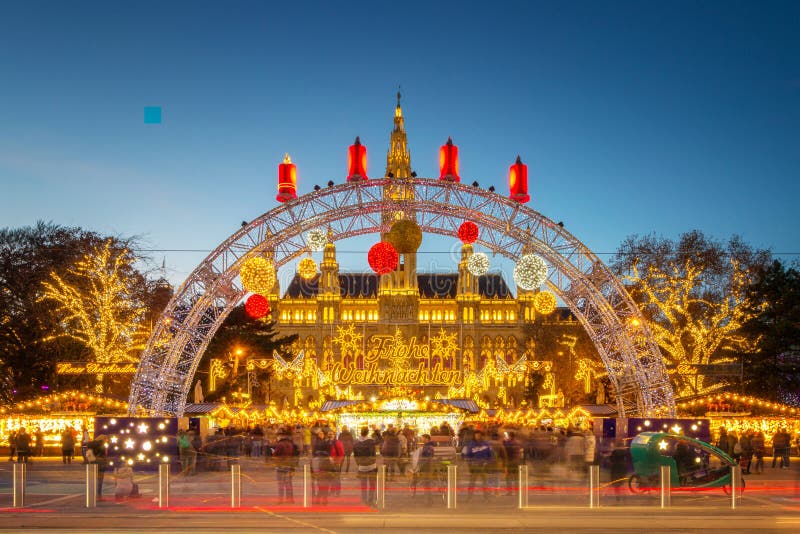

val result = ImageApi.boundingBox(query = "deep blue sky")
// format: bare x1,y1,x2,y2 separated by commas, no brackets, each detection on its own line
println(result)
1,1,798,287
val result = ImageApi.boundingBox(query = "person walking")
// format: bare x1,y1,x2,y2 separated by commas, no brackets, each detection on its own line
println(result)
311,429,333,505
352,427,378,506
418,434,436,505
380,428,401,481
771,429,787,468
339,426,354,474
272,429,299,504
61,427,75,464
328,430,345,496
465,430,494,501
81,425,90,464
740,431,753,474
503,431,523,496
565,429,585,478
34,427,44,457
751,431,765,474
86,435,109,500
15,428,31,463
7,429,17,462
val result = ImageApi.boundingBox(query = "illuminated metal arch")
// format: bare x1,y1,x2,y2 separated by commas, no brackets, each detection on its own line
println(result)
129,178,675,417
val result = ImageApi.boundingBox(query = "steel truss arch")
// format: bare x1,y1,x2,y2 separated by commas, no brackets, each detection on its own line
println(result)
129,178,675,417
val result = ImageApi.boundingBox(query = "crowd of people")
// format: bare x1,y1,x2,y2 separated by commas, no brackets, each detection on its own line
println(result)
715,427,795,473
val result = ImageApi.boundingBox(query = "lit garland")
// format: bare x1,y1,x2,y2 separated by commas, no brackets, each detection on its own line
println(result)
458,221,479,244
386,219,422,253
244,294,270,319
467,252,490,276
239,257,276,295
367,242,399,275
513,254,548,290
297,257,317,280
1,390,128,415
533,291,557,314
306,229,328,252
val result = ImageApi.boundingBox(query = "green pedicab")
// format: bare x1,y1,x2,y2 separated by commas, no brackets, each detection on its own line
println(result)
628,432,743,494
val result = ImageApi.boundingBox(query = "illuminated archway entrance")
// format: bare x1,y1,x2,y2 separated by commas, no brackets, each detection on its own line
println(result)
129,179,675,417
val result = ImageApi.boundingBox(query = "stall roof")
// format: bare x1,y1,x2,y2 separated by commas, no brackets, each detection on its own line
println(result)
321,400,363,412
579,404,618,417
431,399,480,413
184,402,227,415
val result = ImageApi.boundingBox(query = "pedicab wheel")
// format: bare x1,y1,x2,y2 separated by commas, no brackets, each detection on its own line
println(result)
628,474,648,494
722,477,745,495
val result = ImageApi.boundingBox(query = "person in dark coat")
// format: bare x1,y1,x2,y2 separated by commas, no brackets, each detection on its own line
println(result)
15,428,32,463
86,435,109,499
609,442,630,502
61,428,76,464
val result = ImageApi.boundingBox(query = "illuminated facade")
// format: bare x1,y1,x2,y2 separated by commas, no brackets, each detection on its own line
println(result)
265,95,590,409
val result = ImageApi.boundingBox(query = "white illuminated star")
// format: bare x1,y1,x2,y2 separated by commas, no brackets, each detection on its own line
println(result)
124,438,135,449
110,436,118,444
658,440,668,451
137,423,149,434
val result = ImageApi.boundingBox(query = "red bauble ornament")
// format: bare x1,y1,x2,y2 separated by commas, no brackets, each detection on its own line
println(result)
245,294,271,319
368,242,399,275
458,221,479,244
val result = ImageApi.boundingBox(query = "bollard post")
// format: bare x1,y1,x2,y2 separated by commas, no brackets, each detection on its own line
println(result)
589,465,600,508
730,465,742,509
13,462,26,508
376,465,386,510
518,464,529,509
159,463,170,508
85,463,97,508
660,465,671,509
303,463,311,508
447,464,458,509
231,463,241,508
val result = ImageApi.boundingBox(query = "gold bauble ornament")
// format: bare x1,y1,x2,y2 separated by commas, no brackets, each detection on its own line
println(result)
240,257,276,294
386,219,422,253
533,291,557,315
297,257,317,280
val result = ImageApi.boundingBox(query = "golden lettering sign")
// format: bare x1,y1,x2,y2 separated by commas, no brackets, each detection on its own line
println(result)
56,362,138,375
329,362,461,387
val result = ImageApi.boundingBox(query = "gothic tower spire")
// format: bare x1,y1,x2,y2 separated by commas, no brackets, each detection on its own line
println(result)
386,90,411,179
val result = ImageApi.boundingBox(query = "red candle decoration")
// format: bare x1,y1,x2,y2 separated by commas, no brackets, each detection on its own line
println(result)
245,294,271,319
367,242,399,275
438,137,460,182
347,136,368,182
276,153,297,202
458,221,479,244
509,155,530,203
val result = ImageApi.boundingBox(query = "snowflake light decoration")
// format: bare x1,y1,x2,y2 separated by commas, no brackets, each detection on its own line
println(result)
533,291,557,315
240,257,276,295
306,229,328,252
430,328,459,361
513,254,548,290
467,252,490,276
334,323,363,355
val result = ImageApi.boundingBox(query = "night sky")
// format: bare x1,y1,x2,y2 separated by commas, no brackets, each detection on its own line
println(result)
1,1,798,287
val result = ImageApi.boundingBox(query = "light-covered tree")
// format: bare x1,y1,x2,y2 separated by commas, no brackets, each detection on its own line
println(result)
612,231,769,397
40,239,149,392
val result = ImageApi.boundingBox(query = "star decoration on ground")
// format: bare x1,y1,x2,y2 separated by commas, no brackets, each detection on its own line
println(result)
137,422,149,434
124,438,135,449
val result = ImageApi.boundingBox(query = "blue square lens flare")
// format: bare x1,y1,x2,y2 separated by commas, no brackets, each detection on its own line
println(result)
144,106,162,124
